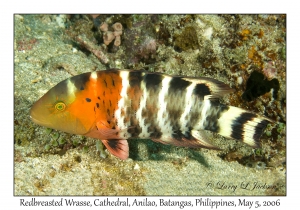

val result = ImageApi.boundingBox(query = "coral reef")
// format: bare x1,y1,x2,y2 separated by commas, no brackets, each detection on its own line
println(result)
100,22,123,46
75,34,109,65
17,37,38,51
174,26,199,51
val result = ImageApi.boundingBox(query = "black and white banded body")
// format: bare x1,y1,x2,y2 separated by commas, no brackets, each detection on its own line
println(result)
30,69,271,159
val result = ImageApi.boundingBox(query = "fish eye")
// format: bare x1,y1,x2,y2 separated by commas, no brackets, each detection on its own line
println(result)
55,102,66,112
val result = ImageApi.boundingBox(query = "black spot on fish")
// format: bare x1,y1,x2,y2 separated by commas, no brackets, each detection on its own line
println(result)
96,103,99,108
242,71,280,102
207,96,220,106
112,79,115,86
230,112,256,140
204,104,229,133
193,84,211,98
127,116,142,137
144,73,163,89
189,111,200,126
169,77,191,92
172,130,184,141
52,80,69,96
253,119,269,140
204,115,219,132
107,109,110,116
129,70,143,87
109,100,112,107
107,120,111,124
148,126,162,139
107,140,122,150
203,104,228,132
103,91,105,96
86,98,91,102
97,96,100,100
184,129,193,139
70,72,90,91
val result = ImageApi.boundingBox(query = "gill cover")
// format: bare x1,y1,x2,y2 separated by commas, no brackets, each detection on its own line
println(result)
30,73,96,135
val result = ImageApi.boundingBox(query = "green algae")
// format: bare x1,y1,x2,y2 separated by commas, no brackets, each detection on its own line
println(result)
96,140,107,159
51,139,58,147
174,26,199,51
58,138,66,145
44,144,51,151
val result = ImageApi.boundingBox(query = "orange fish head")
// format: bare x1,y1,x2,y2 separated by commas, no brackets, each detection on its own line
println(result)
30,78,93,135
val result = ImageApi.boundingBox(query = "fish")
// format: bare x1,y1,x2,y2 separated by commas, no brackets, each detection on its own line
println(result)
30,69,271,160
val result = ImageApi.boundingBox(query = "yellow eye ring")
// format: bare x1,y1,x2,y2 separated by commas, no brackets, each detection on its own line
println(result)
55,102,66,111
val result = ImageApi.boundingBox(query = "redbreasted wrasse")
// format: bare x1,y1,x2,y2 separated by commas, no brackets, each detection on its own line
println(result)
30,69,270,160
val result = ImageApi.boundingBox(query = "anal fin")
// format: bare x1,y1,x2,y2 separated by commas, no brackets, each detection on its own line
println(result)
101,139,129,160
151,130,220,150
191,130,220,150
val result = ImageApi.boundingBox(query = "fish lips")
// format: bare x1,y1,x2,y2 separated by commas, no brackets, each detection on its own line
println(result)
30,107,53,128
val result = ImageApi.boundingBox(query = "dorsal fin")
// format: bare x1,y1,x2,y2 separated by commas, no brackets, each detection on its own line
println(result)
101,139,129,160
182,77,235,97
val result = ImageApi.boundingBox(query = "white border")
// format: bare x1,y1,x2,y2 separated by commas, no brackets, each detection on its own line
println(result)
3,0,295,209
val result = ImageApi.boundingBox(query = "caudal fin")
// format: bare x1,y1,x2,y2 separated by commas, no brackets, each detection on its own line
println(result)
217,106,271,147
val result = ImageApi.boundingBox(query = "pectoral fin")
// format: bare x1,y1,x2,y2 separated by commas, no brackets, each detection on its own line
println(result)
101,139,129,160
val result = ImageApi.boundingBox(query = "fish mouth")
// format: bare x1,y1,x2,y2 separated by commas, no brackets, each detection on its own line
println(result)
30,108,52,127
30,115,50,126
